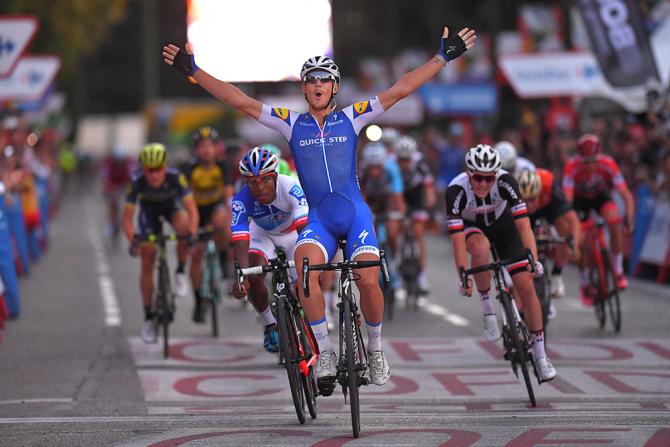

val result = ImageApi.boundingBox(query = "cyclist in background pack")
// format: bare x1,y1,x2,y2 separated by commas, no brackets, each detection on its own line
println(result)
230,147,308,353
395,135,436,294
445,144,556,383
494,141,536,175
563,134,634,302
516,168,581,300
181,127,233,322
163,25,476,387
124,143,198,343
102,148,134,244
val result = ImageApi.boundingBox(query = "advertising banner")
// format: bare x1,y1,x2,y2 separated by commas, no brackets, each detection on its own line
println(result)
419,83,497,115
575,0,659,87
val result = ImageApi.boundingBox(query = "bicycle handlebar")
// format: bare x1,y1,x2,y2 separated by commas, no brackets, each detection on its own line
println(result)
536,234,574,250
459,250,535,287
233,259,296,293
302,250,390,298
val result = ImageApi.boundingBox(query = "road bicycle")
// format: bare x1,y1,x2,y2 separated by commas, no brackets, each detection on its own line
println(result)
197,226,221,337
398,216,422,310
581,215,622,333
533,220,573,330
302,241,390,438
235,249,318,424
373,213,397,321
460,248,539,407
136,229,187,359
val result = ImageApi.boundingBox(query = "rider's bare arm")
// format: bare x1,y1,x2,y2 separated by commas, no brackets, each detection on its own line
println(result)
123,204,135,244
514,216,538,263
378,27,475,111
182,195,199,236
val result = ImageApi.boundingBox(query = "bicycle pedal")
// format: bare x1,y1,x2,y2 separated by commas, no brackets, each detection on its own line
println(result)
317,380,335,397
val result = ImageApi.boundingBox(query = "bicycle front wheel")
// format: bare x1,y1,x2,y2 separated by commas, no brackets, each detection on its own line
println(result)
342,297,361,438
157,263,171,359
602,250,622,333
500,292,536,407
277,300,306,423
299,314,318,419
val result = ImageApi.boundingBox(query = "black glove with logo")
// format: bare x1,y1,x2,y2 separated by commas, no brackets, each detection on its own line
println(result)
437,32,468,63
172,48,199,77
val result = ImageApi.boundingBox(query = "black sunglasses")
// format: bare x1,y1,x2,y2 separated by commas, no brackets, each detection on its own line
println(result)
470,174,496,184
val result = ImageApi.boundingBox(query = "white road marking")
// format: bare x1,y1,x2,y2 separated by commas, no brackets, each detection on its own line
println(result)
87,209,121,327
0,398,73,405
417,297,470,327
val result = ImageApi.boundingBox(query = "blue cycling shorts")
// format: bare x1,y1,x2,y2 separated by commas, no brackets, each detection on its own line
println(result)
295,193,379,261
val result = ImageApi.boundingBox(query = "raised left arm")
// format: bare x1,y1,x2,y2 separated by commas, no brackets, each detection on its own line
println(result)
379,27,476,111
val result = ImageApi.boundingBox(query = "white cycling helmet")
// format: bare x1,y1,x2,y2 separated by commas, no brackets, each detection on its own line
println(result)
465,144,501,173
394,135,418,159
381,127,400,146
493,141,517,171
362,142,387,166
300,56,340,83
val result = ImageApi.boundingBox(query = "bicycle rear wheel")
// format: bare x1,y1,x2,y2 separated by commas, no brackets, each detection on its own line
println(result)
602,250,622,333
277,300,305,423
592,252,607,329
342,297,361,438
500,292,536,407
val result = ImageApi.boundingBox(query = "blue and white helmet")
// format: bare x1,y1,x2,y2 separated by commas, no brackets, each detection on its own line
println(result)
300,56,340,83
362,142,387,166
239,146,279,177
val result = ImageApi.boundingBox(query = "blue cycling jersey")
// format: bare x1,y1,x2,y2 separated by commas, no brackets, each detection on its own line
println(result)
258,97,386,260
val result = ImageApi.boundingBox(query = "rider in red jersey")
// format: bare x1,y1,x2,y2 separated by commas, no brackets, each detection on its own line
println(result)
562,134,634,302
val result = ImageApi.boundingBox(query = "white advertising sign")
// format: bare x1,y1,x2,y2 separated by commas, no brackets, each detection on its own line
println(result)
498,51,652,111
639,200,670,265
0,16,38,77
0,56,60,101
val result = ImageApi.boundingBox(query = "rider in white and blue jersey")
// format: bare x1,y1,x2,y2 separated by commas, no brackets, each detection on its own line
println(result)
163,26,476,388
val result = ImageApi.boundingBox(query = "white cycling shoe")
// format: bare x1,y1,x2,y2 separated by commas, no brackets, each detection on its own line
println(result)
550,274,565,298
483,314,501,342
315,349,338,381
141,319,157,344
368,350,391,386
174,272,189,298
535,356,557,383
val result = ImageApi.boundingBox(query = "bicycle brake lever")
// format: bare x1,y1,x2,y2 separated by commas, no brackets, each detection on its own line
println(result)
380,250,390,286
234,262,243,291
302,257,310,297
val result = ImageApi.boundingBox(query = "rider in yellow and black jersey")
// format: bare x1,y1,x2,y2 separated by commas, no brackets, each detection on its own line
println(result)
180,126,233,322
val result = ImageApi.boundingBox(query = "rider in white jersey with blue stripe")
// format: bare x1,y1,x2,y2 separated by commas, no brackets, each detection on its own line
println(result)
163,26,476,388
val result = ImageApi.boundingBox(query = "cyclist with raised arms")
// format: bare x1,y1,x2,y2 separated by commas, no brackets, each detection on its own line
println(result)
445,144,556,383
181,126,233,322
563,134,634,302
395,135,436,293
230,146,309,353
124,143,198,343
163,26,476,388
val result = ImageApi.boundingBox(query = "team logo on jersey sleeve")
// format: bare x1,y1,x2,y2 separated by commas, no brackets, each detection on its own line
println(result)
353,100,372,118
271,107,291,126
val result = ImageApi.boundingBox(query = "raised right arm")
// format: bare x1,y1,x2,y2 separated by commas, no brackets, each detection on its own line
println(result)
162,43,262,120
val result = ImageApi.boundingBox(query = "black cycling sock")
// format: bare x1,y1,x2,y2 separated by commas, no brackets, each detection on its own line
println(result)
551,265,563,276
194,288,202,304
176,262,186,274
144,306,153,321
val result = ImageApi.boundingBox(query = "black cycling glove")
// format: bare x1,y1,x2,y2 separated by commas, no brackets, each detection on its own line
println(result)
436,32,468,63
172,48,199,77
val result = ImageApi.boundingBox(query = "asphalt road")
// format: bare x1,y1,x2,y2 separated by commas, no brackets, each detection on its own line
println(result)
0,194,669,447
